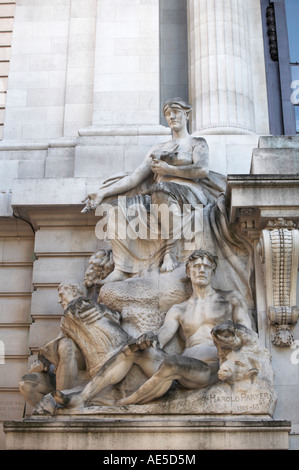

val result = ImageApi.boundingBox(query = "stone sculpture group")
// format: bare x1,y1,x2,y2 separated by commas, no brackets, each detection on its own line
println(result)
19,99,277,417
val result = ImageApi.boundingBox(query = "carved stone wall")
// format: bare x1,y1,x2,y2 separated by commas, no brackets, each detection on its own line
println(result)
0,218,34,449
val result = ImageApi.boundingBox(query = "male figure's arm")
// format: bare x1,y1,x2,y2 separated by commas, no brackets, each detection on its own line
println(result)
157,304,182,348
136,304,182,350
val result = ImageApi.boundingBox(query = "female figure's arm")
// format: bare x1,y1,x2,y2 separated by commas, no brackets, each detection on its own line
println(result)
81,153,153,212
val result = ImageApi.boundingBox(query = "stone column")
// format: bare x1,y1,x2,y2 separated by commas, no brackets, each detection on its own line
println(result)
187,0,256,135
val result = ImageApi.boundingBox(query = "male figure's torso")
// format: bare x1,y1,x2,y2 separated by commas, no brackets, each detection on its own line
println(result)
176,290,236,364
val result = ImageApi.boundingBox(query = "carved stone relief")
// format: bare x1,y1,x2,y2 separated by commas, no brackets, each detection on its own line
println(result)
258,218,299,347
19,99,278,418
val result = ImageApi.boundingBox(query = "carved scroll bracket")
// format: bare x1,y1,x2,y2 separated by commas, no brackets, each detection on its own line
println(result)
257,218,299,347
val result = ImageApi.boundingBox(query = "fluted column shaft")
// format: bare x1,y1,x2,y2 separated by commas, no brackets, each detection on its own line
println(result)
187,0,256,134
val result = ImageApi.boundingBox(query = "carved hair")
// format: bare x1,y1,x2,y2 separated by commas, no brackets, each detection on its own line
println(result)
185,249,218,274
58,281,88,299
162,97,192,116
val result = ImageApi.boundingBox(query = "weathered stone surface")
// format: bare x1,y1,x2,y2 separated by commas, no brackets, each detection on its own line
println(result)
251,148,299,174
100,266,192,337
62,381,277,416
4,417,291,450
258,135,299,149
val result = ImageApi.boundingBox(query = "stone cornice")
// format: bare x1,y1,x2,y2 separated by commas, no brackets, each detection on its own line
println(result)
227,174,299,226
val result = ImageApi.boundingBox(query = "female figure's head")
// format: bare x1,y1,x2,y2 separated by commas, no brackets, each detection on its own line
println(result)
163,98,192,134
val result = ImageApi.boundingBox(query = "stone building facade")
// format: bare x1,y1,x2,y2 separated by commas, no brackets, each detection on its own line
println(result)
0,0,299,450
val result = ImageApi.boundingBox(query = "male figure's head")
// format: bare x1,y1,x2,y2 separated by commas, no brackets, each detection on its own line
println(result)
186,250,217,288
162,97,191,133
58,281,88,310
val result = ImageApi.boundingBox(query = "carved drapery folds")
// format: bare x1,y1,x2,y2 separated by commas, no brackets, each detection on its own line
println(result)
259,219,299,347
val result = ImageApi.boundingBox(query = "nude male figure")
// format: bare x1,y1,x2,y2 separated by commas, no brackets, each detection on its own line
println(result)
53,250,252,408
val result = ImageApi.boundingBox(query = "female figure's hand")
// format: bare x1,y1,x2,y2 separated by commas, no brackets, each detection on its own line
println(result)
151,157,171,176
81,191,105,213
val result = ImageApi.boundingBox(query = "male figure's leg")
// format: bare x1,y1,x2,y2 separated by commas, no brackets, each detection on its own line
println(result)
53,344,167,408
118,354,218,405
56,337,85,390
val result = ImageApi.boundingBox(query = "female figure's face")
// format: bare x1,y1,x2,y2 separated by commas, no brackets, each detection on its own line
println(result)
164,105,188,132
